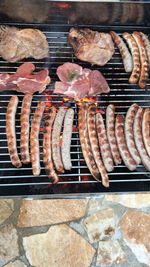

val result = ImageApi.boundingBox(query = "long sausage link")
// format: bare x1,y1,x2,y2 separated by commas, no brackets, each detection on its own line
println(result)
88,105,109,188
106,104,121,165
96,112,114,172
61,108,74,170
52,107,66,173
140,32,150,67
125,103,141,165
110,31,133,73
142,108,150,158
43,106,59,184
123,32,141,84
115,114,137,171
132,32,149,89
78,105,100,181
6,96,22,168
20,94,32,164
30,101,45,176
133,107,150,171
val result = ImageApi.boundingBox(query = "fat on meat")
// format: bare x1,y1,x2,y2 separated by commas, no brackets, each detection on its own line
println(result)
0,62,50,94
54,62,110,99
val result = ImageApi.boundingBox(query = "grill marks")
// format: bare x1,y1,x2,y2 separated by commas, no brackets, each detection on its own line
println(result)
6,96,22,168
20,94,32,164
30,101,45,176
43,107,59,184
142,108,150,158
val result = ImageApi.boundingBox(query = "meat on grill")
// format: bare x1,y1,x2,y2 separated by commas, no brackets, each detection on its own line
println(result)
54,62,110,99
142,108,150,158
115,114,137,171
125,103,141,165
6,96,22,168
132,32,149,89
0,62,50,94
52,107,66,173
78,105,100,181
43,106,59,184
68,28,115,66
30,101,45,176
0,26,48,62
140,32,150,67
110,31,133,73
20,94,33,164
61,108,74,170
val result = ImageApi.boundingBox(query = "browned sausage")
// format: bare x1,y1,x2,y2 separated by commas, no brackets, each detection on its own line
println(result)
52,107,66,173
6,96,22,168
106,104,121,165
115,114,137,171
132,32,149,89
61,108,74,170
110,31,133,72
30,101,45,176
43,106,59,183
140,32,150,67
125,103,141,165
88,105,109,188
133,107,150,171
96,112,114,172
142,108,150,158
123,32,141,84
78,105,100,181
20,94,32,164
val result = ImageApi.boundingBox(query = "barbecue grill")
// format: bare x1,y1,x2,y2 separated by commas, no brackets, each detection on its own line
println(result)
0,0,150,198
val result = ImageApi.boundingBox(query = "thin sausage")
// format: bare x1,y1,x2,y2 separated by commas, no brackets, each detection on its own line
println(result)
140,32,150,67
123,32,141,84
30,101,45,176
88,105,109,188
96,112,114,172
78,105,100,181
142,108,150,157
106,104,121,165
133,107,150,171
61,108,74,170
20,94,32,164
52,107,66,173
115,114,137,171
110,31,133,72
132,32,149,89
6,96,22,168
125,103,141,165
43,106,59,183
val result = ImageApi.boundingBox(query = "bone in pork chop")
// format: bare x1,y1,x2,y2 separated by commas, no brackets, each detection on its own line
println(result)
0,26,48,62
68,28,114,66
54,62,110,99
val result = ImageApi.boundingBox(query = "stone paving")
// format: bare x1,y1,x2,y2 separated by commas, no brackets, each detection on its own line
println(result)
0,194,150,267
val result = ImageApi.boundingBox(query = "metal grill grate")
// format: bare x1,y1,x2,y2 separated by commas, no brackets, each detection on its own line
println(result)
0,22,150,197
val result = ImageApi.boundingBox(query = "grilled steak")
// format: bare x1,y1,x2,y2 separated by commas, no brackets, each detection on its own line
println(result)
68,28,114,66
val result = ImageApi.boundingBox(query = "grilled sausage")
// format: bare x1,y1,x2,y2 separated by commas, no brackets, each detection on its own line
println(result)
96,112,114,172
106,104,121,165
43,106,59,183
133,107,150,171
6,96,22,168
20,94,32,164
88,105,109,187
142,108,150,157
78,105,100,181
52,107,66,173
115,114,137,171
140,32,150,67
123,32,141,84
30,101,45,176
125,103,141,165
61,108,74,170
110,31,133,72
132,32,149,89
